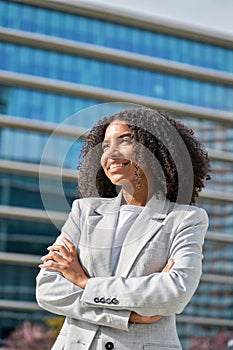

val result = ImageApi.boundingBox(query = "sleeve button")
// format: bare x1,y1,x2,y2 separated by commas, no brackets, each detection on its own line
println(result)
111,298,119,305
94,297,99,303
105,341,114,349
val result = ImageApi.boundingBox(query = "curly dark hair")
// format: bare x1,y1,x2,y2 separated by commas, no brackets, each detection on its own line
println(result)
78,107,211,205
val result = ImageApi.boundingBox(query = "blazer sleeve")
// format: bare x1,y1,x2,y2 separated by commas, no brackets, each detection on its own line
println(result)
81,207,209,316
36,200,130,331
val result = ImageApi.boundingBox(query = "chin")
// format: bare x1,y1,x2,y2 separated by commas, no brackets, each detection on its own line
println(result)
110,178,123,186
113,178,135,190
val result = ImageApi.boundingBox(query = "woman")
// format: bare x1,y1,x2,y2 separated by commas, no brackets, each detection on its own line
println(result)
36,107,211,349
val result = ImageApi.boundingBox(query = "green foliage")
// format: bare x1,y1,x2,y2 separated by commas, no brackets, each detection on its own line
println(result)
44,316,65,338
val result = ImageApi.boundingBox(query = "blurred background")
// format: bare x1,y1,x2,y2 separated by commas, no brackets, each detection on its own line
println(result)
0,0,233,349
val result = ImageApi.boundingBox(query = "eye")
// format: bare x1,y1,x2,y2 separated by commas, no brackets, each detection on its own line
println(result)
102,143,109,152
121,138,133,145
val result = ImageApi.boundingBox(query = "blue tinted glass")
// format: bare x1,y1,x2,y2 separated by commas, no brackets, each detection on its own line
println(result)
1,127,77,166
1,43,232,111
0,1,7,25
178,275,233,346
21,4,34,31
200,199,233,234
0,263,36,301
1,1,233,73
51,10,61,37
2,86,233,167
2,86,100,124
3,2,20,28
208,161,233,193
35,7,47,33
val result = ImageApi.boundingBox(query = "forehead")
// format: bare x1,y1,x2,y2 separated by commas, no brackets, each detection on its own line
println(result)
104,120,131,139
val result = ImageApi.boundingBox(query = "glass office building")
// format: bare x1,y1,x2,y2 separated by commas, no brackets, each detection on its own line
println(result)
0,0,233,348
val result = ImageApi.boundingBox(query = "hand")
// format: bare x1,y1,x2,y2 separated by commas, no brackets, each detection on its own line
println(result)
129,312,162,324
129,258,175,324
39,237,89,289
162,258,175,272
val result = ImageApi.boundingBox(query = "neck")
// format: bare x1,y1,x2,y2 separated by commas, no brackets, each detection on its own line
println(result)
122,190,146,206
119,174,157,206
122,184,157,206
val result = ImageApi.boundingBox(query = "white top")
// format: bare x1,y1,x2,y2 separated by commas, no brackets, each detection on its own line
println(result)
112,204,144,273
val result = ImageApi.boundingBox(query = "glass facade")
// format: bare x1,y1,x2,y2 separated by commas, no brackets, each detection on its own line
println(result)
0,0,233,348
0,85,99,123
0,1,233,73
1,43,233,111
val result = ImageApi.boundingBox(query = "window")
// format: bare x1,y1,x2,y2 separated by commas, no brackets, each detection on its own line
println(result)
1,1,232,72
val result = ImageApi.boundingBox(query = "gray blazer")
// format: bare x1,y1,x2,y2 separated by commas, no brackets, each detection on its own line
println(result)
36,192,208,350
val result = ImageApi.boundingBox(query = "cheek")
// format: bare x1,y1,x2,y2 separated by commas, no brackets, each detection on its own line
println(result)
100,154,109,175
124,148,134,160
100,153,106,168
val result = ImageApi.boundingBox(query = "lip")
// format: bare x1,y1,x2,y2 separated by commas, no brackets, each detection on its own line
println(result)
107,160,130,173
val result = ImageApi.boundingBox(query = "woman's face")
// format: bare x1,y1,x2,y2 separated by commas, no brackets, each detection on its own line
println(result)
101,120,139,187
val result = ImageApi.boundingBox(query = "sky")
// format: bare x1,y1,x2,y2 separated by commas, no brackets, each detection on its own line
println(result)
78,0,233,37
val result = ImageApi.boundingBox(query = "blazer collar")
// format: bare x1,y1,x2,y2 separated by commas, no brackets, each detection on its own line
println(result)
143,191,170,219
92,191,123,215
93,190,170,219
114,192,170,277
86,191,170,277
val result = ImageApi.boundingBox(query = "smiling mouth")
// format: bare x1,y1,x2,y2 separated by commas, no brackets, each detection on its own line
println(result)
108,161,130,170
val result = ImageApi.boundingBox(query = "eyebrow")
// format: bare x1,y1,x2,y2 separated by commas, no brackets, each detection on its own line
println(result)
118,132,133,139
102,132,133,145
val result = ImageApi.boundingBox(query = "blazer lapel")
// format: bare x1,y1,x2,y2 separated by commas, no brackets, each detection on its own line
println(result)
85,193,122,277
114,192,170,277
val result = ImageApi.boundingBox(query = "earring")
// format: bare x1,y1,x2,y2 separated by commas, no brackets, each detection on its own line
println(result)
134,164,141,190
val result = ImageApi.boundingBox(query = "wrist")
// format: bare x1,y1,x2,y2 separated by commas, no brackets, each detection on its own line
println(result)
79,276,89,289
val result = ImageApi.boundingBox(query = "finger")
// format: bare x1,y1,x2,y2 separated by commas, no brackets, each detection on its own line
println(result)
40,252,54,261
41,251,65,263
47,244,70,259
62,237,77,254
151,315,162,322
169,258,175,268
162,258,174,272
39,261,63,270
163,259,174,271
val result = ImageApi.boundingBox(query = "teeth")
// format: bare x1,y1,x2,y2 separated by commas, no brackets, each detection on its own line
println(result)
109,163,128,169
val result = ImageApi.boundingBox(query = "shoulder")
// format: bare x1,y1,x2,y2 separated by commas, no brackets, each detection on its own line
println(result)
71,196,118,213
164,203,209,244
182,204,208,224
167,202,209,227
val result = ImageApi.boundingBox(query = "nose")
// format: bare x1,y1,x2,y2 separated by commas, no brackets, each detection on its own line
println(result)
104,143,121,158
